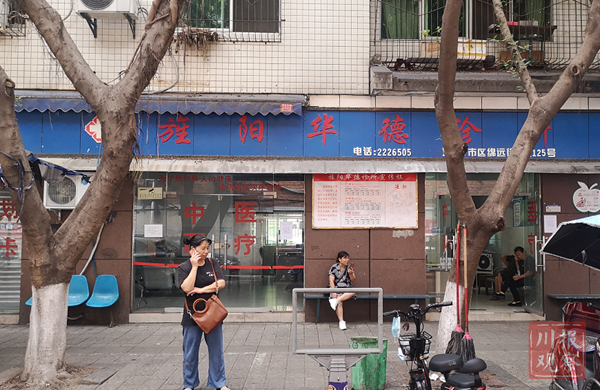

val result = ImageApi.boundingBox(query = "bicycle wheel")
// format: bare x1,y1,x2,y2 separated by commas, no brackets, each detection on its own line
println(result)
584,378,600,390
409,369,429,390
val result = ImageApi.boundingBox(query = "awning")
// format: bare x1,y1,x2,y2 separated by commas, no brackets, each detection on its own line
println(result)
14,91,306,116
37,158,600,175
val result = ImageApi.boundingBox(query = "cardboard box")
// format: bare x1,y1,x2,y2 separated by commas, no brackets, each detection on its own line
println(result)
500,50,543,63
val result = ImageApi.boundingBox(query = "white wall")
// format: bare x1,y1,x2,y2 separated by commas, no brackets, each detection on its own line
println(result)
0,0,370,95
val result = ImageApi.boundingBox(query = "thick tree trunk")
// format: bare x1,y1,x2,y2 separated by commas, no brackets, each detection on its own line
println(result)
437,281,462,353
3,0,188,385
434,0,600,354
22,284,69,385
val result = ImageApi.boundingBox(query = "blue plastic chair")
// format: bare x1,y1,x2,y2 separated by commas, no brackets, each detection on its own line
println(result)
86,275,119,327
86,275,119,308
68,275,90,306
25,275,89,307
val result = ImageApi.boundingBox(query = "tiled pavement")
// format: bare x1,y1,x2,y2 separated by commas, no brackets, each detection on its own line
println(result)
0,321,551,390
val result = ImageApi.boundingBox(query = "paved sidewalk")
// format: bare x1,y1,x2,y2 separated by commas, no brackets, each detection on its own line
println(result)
0,321,550,390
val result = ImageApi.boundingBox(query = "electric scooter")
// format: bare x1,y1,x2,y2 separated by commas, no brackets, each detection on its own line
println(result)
549,302,600,390
384,302,487,390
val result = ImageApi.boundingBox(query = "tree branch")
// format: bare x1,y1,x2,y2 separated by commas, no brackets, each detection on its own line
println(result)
491,0,538,103
435,0,476,222
16,0,107,110
47,1,184,259
485,0,600,214
0,66,53,285
118,0,185,99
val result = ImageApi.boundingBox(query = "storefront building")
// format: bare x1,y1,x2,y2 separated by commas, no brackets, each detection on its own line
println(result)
4,96,599,325
2,0,599,325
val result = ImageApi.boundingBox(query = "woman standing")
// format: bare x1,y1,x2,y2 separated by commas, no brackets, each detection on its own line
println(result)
178,235,230,390
328,251,356,330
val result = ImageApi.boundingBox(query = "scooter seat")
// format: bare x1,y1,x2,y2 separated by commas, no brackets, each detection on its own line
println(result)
461,358,487,373
429,354,463,373
447,373,477,388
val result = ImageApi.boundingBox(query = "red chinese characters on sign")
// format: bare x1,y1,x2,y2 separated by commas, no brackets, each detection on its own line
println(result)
529,322,586,379
158,175,233,183
239,116,264,144
443,202,448,224
308,114,337,146
235,202,257,223
456,116,482,144
543,126,552,148
527,201,537,223
0,236,17,258
0,198,16,220
379,115,409,144
528,233,536,255
185,202,205,224
234,234,256,255
280,103,294,113
158,115,191,144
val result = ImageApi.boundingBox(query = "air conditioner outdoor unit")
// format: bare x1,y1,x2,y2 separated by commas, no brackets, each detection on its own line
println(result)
477,253,494,275
43,176,90,210
77,0,138,19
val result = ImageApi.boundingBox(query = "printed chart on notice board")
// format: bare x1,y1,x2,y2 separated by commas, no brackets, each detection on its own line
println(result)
312,173,418,229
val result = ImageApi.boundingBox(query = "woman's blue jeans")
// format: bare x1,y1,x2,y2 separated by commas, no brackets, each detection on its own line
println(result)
182,324,227,389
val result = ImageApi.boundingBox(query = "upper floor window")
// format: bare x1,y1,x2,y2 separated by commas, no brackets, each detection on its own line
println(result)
381,0,551,40
506,0,551,27
381,0,419,39
184,0,280,34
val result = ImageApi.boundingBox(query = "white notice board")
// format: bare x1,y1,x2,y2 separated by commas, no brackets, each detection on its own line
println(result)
312,173,418,229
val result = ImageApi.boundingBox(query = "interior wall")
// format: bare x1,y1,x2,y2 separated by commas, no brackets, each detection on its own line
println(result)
303,173,427,322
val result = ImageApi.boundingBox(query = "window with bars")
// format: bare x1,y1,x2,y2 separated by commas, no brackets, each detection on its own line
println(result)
183,0,280,35
381,0,551,40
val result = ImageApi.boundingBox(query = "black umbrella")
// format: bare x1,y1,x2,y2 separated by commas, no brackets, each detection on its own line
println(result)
541,215,600,270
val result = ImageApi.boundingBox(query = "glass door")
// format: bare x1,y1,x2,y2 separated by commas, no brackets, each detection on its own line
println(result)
522,190,544,315
508,173,543,315
215,193,305,311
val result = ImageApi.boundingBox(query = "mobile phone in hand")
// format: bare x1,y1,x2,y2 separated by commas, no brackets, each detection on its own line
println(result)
350,262,355,269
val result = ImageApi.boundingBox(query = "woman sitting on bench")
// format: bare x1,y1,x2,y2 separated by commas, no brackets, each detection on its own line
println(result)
328,251,356,330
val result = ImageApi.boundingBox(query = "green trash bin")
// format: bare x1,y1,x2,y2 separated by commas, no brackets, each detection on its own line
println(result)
350,337,388,390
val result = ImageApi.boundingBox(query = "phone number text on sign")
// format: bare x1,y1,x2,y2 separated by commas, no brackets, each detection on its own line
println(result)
353,148,412,157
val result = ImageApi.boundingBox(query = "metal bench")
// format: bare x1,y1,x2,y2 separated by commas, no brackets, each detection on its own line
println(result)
305,293,432,323
547,294,600,301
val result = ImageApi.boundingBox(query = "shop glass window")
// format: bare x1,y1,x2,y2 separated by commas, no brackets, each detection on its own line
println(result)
132,173,304,313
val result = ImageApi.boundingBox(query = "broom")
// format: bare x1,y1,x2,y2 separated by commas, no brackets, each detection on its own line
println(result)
460,224,476,363
445,224,464,355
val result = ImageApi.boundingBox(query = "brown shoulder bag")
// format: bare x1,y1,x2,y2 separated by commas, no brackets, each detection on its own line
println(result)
184,258,228,334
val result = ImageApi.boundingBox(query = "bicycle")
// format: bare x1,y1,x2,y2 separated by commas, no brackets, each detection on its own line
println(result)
384,301,487,390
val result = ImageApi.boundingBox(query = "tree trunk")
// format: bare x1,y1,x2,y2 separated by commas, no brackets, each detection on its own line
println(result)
434,0,600,354
3,0,187,385
437,281,463,352
22,284,69,385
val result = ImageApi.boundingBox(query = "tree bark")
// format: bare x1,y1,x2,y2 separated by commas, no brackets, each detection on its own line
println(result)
3,0,186,384
434,0,600,353
23,284,70,386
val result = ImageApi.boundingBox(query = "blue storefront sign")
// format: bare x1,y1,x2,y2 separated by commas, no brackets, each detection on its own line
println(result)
15,109,600,159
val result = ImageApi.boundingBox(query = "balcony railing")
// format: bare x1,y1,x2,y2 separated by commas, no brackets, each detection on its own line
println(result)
371,0,600,71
